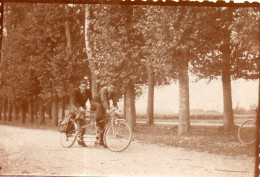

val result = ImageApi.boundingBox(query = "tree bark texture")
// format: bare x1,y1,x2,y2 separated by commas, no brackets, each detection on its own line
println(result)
221,8,235,131
39,97,45,125
2,97,7,121
255,59,260,174
221,46,235,130
13,101,18,120
146,64,155,124
222,72,235,130
47,103,52,120
7,97,13,121
61,96,66,118
52,93,59,126
28,96,34,124
69,88,73,111
178,58,190,136
85,5,99,97
20,104,26,124
65,14,72,55
64,8,74,112
0,98,2,120
124,92,126,119
125,82,136,129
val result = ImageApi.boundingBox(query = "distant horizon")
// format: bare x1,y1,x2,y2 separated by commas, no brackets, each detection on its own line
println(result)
117,78,259,115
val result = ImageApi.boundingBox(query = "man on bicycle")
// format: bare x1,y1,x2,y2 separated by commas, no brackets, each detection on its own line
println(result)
71,80,92,147
92,80,119,148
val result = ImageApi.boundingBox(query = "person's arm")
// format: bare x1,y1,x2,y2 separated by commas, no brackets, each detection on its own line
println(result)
88,89,92,103
112,94,118,108
71,90,81,108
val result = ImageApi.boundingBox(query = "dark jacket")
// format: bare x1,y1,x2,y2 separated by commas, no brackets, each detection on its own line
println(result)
93,87,118,111
72,89,92,109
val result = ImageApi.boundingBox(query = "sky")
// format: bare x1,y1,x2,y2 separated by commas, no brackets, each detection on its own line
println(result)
117,77,259,115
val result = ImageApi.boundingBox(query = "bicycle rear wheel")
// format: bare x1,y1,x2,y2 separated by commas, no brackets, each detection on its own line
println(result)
104,120,132,152
60,122,77,148
238,119,256,145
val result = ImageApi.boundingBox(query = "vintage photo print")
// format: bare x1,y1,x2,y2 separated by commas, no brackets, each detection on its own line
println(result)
0,0,259,176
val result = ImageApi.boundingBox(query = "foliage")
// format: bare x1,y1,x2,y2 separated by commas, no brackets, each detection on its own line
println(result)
88,5,145,96
231,8,259,56
190,7,259,80
2,3,89,99
134,6,173,86
231,7,259,79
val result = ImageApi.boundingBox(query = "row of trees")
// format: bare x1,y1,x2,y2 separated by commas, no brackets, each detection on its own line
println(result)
0,4,259,135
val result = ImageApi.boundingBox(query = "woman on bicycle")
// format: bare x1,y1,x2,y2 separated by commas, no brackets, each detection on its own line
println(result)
92,80,119,148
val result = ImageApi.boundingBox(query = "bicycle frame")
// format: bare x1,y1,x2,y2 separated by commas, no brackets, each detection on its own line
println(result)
60,109,132,151
69,111,126,136
100,114,127,136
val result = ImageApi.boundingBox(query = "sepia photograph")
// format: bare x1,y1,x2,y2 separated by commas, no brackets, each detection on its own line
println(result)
0,1,259,176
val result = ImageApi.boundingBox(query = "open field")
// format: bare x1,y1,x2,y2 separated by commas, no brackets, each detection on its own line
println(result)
136,113,256,120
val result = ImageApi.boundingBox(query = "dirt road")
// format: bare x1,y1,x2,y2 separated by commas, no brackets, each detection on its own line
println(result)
0,125,254,177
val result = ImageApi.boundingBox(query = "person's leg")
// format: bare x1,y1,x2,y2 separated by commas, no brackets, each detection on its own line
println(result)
74,110,82,131
80,117,87,137
76,118,82,131
75,111,87,147
92,102,104,123
71,106,81,131
92,102,107,147
98,121,106,146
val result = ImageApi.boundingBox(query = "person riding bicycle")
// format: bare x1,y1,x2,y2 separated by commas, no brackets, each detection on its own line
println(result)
71,80,92,147
92,80,119,148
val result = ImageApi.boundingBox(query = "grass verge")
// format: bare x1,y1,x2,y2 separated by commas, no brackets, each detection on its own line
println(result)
133,124,255,157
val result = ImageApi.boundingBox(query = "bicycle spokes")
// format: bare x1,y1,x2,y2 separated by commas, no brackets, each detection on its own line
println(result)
60,130,77,148
238,119,256,145
104,121,132,152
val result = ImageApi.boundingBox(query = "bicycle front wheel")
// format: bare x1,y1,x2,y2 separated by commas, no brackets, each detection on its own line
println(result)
60,128,77,148
238,119,256,145
104,120,132,152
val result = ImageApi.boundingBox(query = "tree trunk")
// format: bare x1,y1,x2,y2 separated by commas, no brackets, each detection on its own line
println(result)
125,82,136,129
124,92,126,119
221,45,235,130
3,97,7,121
39,97,45,125
222,73,235,130
178,58,190,136
20,102,26,124
255,59,260,175
0,97,2,120
220,8,235,131
69,89,74,111
47,103,52,120
7,97,13,121
61,96,66,118
64,7,74,112
14,101,18,121
65,11,72,54
0,97,4,120
28,96,34,124
52,93,58,126
146,64,155,124
85,5,99,97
